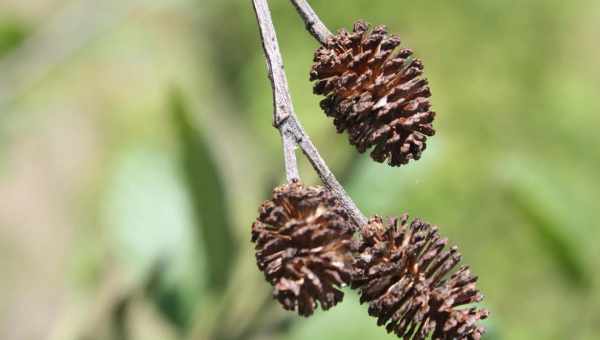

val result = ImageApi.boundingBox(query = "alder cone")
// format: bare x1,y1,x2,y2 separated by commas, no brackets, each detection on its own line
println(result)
251,180,354,316
352,215,488,339
311,21,435,166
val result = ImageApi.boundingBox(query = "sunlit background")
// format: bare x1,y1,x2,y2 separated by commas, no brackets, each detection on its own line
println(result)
1,0,599,339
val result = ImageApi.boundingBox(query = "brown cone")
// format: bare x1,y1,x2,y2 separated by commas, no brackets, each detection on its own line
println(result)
310,21,435,167
251,180,355,316
351,215,488,339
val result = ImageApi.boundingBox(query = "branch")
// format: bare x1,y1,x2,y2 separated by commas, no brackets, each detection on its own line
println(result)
289,0,332,45
281,129,300,181
252,0,300,180
289,120,368,227
251,0,367,227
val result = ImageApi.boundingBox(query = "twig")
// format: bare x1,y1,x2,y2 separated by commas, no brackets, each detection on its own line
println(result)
290,120,367,227
252,0,300,181
251,0,367,227
281,129,299,181
289,0,332,45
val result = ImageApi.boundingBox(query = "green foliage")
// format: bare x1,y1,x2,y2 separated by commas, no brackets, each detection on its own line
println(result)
1,0,599,339
0,17,28,57
170,88,237,295
144,259,191,332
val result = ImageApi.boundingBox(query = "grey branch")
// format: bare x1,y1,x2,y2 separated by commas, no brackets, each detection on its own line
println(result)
289,0,332,45
252,0,300,180
251,0,367,227
281,129,300,181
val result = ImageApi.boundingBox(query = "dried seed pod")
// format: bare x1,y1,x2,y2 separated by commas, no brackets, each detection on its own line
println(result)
352,215,488,339
251,180,355,316
311,21,435,166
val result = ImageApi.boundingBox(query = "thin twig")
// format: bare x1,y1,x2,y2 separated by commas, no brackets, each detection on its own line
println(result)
251,0,367,227
281,129,300,181
289,0,332,45
252,0,300,180
289,119,368,227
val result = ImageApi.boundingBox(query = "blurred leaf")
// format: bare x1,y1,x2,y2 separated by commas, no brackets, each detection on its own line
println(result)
170,88,237,293
111,295,132,340
0,17,28,57
102,148,199,284
144,259,189,333
285,292,397,340
506,185,589,289
101,147,202,333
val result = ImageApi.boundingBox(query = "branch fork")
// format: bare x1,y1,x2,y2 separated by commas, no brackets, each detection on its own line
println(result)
251,0,367,227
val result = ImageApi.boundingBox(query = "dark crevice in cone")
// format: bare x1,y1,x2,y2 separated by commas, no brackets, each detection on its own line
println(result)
351,215,488,339
251,180,355,316
311,20,436,166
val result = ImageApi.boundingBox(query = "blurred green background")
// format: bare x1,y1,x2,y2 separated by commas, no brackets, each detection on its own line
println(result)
1,0,599,339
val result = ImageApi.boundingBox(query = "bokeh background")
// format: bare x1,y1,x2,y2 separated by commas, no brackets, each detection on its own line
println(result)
1,0,599,339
